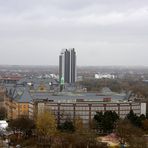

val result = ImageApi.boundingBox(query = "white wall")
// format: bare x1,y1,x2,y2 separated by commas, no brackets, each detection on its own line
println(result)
141,103,146,116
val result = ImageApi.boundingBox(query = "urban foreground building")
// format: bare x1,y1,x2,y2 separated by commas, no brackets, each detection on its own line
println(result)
32,97,146,127
59,48,76,84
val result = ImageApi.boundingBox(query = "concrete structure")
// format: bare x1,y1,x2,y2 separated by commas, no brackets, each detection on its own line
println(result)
59,48,76,84
141,102,147,115
32,99,145,127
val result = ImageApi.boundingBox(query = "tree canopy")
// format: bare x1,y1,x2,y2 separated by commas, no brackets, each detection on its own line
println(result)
116,119,146,148
58,118,75,133
9,115,35,137
127,110,146,128
36,111,57,136
0,107,7,120
93,111,119,133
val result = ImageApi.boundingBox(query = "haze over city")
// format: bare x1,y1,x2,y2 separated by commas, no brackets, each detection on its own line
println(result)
0,0,148,66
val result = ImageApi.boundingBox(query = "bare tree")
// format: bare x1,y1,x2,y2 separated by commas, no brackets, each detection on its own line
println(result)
0,107,7,120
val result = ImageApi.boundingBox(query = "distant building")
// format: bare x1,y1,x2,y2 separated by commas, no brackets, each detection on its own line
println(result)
0,76,22,85
59,48,76,84
95,73,115,79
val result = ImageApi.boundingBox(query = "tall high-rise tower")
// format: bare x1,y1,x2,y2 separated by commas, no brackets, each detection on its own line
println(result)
59,48,76,84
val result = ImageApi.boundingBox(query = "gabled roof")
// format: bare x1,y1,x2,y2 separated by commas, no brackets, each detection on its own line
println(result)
15,87,32,103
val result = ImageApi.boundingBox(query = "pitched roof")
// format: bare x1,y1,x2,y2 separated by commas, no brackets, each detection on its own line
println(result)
16,87,32,103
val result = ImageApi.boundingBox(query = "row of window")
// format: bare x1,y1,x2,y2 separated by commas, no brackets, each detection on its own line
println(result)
49,106,139,111
50,109,140,118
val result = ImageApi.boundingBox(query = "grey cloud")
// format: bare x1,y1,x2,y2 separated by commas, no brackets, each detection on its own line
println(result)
0,0,148,65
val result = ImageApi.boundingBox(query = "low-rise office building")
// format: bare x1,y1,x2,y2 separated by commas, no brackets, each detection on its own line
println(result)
32,99,146,127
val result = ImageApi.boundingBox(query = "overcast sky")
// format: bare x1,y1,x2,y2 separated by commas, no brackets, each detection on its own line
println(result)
0,0,148,66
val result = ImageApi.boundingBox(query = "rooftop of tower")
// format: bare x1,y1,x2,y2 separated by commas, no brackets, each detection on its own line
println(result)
61,48,75,54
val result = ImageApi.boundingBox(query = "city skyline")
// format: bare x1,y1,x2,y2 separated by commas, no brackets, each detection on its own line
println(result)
0,0,148,66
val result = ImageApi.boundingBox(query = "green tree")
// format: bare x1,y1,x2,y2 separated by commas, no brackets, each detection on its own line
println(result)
94,111,119,133
127,110,146,127
93,111,104,133
58,119,75,133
